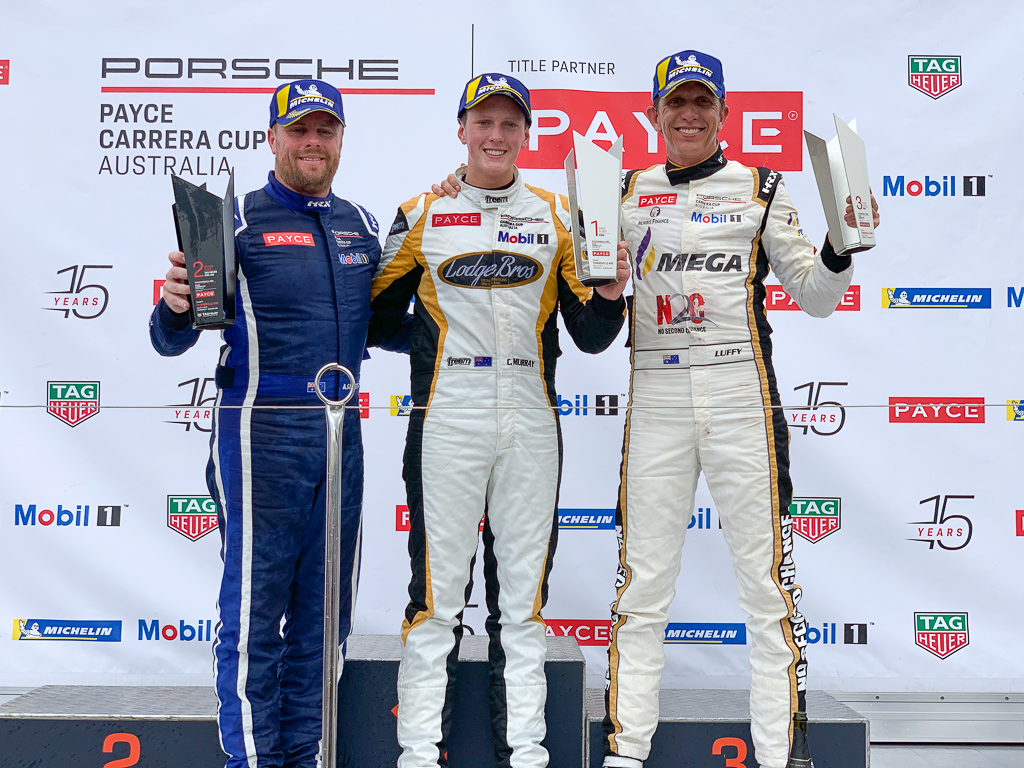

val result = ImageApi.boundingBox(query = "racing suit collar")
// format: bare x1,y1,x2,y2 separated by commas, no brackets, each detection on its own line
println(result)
264,171,334,212
454,166,523,208
665,145,727,185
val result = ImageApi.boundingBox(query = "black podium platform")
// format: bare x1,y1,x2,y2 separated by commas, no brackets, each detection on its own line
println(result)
586,687,869,768
0,635,869,767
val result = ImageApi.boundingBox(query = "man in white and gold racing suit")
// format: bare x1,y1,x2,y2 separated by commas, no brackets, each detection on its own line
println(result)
603,50,873,768
368,73,628,768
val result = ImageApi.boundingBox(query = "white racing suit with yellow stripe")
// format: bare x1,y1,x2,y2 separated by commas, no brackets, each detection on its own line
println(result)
603,152,853,768
368,168,624,768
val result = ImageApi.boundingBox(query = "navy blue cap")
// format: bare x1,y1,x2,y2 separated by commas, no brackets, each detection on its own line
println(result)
653,51,725,100
270,79,345,127
458,73,531,125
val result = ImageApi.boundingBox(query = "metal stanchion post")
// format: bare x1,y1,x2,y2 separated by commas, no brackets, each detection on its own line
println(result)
313,362,357,768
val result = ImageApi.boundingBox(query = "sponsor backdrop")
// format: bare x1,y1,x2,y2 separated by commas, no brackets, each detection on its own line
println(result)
1,0,1022,695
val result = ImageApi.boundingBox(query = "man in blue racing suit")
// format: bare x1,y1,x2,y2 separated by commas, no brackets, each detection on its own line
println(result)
150,79,398,768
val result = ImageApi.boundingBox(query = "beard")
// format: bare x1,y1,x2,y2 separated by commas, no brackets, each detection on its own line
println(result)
274,150,339,197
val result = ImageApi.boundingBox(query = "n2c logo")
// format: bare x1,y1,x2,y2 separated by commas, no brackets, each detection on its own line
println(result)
45,265,113,319
712,736,751,767
789,382,847,436
102,732,140,768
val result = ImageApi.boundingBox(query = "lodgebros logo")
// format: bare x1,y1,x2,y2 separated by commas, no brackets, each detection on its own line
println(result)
889,397,985,423
167,496,219,541
546,619,611,646
915,612,969,659
519,90,803,171
47,381,100,427
790,498,841,543
766,285,860,312
438,252,542,289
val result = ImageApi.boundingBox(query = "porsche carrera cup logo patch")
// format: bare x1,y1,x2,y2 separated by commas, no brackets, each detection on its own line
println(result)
437,251,543,289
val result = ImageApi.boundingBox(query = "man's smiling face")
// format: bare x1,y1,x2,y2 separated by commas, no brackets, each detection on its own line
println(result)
269,110,343,197
646,80,729,168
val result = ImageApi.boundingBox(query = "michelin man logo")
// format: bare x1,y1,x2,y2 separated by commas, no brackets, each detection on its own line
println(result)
296,83,322,97
486,75,509,86
19,620,42,638
887,288,912,307
677,54,699,67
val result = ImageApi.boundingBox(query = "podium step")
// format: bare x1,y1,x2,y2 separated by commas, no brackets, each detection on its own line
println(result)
0,634,587,768
587,688,869,768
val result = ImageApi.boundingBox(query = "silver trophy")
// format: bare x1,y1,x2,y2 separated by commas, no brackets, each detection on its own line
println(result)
564,132,622,286
804,115,875,254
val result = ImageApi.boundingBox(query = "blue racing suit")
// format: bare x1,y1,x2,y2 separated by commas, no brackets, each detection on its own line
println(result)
150,171,384,768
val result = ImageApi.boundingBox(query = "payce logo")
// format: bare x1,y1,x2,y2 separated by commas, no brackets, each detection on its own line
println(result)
44,265,113,319
546,619,611,646
915,612,969,659
766,285,861,312
14,504,121,527
908,494,973,550
889,397,985,423
519,90,804,171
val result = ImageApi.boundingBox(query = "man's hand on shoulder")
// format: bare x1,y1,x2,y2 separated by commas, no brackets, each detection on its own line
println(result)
594,240,632,302
163,251,191,313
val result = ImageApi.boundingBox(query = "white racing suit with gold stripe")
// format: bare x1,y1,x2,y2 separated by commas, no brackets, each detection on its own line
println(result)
603,151,853,768
368,168,624,768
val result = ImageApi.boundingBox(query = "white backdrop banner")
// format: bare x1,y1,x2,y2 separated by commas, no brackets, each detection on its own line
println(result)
1,0,1022,693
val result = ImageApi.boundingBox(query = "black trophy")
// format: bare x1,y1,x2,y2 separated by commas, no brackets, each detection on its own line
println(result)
171,172,236,330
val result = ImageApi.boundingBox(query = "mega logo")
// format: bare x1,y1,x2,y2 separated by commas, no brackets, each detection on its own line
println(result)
915,612,969,659
167,496,219,541
546,619,611,646
765,285,861,312
653,253,743,273
882,175,986,197
437,251,542,289
883,288,991,309
44,265,113,319
262,232,315,247
558,508,614,530
432,213,480,227
908,494,973,551
0,60,8,85
790,498,840,543
47,381,100,427
555,394,621,416
13,619,122,642
14,504,121,527
664,623,746,644
390,395,413,416
889,397,985,423
908,56,961,99
167,377,215,432
138,618,213,642
518,90,803,171
789,382,847,436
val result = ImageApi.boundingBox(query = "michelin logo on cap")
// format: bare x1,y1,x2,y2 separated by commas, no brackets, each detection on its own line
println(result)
458,73,532,125
270,79,346,127
653,49,726,100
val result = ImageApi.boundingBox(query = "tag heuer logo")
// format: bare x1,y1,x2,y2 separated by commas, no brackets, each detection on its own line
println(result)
167,496,219,541
47,381,100,427
908,56,961,99
790,498,841,542
915,612,969,659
